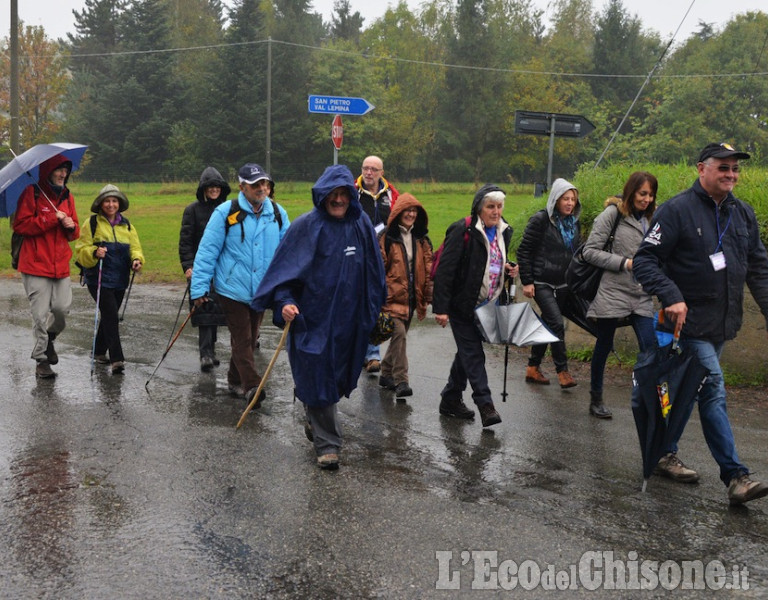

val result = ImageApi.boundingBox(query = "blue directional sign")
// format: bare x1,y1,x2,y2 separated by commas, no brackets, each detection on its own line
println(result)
308,95,375,116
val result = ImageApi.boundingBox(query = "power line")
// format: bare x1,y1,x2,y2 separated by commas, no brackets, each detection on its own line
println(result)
6,35,768,81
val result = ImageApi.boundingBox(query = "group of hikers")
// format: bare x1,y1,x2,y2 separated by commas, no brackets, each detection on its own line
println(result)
11,142,768,504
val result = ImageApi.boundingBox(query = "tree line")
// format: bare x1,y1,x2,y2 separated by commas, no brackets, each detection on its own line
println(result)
1,0,767,184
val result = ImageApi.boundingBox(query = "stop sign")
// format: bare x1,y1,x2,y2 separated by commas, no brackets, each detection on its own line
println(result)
331,115,343,150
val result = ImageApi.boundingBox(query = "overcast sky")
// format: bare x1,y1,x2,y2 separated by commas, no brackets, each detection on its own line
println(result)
2,0,766,46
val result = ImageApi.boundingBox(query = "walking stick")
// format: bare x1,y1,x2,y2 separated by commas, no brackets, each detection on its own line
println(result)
144,305,196,390
236,321,291,430
119,270,136,322
90,259,103,377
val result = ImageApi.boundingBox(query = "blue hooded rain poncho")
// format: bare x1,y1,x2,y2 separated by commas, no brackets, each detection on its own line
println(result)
251,165,386,407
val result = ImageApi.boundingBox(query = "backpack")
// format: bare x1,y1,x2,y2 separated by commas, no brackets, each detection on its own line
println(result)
10,187,40,270
430,216,472,280
225,198,283,242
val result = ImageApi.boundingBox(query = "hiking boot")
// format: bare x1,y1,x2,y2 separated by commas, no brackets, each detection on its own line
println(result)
212,356,221,366
439,397,475,420
365,359,381,373
655,453,700,483
94,354,110,364
557,371,577,389
478,402,502,427
317,453,339,470
589,391,613,419
244,386,266,409
111,361,125,375
394,382,413,397
45,332,58,365
379,375,396,390
525,366,549,385
35,360,56,379
200,356,214,372
728,474,768,505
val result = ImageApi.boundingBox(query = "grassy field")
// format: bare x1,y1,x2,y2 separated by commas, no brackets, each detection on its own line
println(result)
3,163,768,282
0,180,540,282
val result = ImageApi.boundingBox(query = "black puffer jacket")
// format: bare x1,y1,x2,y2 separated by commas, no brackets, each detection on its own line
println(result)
517,178,582,288
179,166,231,327
634,179,768,342
432,184,513,319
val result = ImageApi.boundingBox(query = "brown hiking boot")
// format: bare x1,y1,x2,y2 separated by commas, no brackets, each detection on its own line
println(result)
35,360,56,379
654,453,699,483
557,371,577,388
728,474,768,505
525,366,549,385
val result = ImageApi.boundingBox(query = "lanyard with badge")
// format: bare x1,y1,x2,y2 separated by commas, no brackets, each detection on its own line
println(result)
709,209,731,271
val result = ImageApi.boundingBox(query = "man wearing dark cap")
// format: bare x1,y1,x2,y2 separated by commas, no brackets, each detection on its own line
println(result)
634,142,768,505
12,154,80,378
191,163,289,407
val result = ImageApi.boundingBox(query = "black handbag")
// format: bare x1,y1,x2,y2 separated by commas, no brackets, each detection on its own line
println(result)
566,207,621,302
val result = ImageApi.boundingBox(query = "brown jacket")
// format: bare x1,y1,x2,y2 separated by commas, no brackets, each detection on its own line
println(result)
379,193,433,321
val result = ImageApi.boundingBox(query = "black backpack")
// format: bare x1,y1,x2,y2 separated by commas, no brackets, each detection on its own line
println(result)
10,187,39,270
225,198,283,242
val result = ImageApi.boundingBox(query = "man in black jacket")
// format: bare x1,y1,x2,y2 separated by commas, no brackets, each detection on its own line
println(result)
634,142,768,505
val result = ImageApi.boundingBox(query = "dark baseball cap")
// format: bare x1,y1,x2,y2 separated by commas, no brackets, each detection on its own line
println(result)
698,142,750,163
238,163,272,184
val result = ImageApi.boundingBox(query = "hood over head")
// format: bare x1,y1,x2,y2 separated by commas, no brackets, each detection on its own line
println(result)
196,166,231,202
387,192,428,237
471,184,505,217
311,165,361,220
38,154,72,194
546,178,581,220
91,183,129,213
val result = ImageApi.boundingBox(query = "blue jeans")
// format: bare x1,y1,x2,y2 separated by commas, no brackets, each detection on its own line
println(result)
365,343,380,363
668,339,747,486
591,315,656,393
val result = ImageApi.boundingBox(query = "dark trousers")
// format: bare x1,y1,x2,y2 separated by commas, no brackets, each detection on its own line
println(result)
591,315,656,393
218,295,263,392
198,325,218,359
441,312,492,407
88,285,125,363
529,285,568,372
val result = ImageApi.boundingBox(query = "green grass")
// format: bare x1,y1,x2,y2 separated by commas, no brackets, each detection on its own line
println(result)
0,180,537,282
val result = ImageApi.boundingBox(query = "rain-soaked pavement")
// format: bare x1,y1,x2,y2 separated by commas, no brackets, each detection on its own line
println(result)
1,279,768,598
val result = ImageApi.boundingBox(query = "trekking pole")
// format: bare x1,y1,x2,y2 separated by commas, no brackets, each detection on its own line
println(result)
145,305,196,390
119,270,136,322
236,321,291,429
90,259,103,377
501,345,509,402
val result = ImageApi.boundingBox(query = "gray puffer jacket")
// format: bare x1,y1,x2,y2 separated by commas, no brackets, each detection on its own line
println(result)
583,200,653,319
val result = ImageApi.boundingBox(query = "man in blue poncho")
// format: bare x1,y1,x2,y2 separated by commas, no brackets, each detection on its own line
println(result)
252,165,386,471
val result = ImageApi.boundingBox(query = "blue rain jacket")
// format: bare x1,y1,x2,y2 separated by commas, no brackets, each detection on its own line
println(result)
252,165,386,407
190,192,289,305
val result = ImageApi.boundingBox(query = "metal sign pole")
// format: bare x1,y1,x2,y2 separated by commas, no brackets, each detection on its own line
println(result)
334,148,338,165
547,115,556,189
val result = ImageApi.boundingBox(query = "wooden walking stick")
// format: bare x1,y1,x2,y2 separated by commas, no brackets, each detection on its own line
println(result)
236,321,291,429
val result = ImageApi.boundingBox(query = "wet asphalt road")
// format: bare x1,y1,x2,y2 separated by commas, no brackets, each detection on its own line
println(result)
1,279,768,598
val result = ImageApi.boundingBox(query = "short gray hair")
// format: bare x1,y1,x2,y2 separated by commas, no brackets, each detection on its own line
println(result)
479,190,505,211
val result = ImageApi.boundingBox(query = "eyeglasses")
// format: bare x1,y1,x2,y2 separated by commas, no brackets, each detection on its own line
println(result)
362,166,382,173
703,162,740,173
403,208,418,214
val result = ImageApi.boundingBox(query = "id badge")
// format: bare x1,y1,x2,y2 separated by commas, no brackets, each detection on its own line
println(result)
709,251,727,271
375,222,385,235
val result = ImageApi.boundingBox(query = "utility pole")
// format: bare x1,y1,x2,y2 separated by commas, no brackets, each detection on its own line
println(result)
10,0,20,153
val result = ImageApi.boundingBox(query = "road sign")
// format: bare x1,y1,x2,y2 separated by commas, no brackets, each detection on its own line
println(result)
308,95,375,116
514,110,595,138
331,115,343,150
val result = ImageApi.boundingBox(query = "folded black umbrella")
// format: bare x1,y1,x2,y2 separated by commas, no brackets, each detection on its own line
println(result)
631,328,708,489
